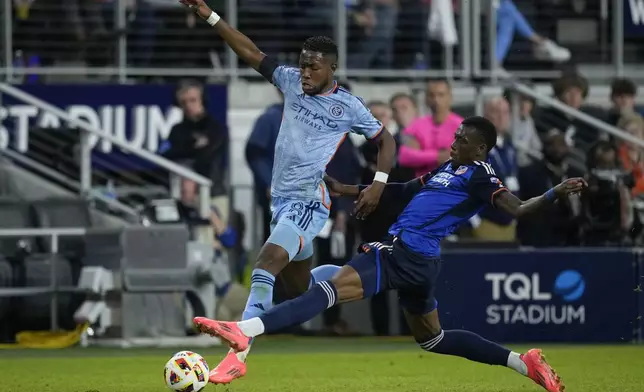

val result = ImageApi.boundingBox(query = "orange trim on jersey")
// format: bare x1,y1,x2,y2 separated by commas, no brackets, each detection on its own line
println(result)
325,133,348,168
298,235,304,253
491,187,509,205
368,125,384,140
319,183,332,210
318,81,339,96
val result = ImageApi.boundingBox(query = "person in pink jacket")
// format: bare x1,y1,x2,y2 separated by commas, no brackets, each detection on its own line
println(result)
398,79,464,177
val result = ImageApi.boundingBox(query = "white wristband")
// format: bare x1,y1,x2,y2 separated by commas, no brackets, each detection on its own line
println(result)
373,171,389,184
206,11,221,26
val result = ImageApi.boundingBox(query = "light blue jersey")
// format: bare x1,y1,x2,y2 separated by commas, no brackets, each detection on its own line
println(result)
270,65,383,201
264,64,383,262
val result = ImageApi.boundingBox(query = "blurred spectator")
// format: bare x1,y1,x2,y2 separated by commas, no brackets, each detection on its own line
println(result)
582,141,633,246
246,91,283,242
534,72,601,152
357,100,412,336
495,0,570,66
390,93,419,134
176,178,249,321
503,86,541,167
348,0,398,70
617,113,644,197
63,0,109,65
470,97,519,241
393,0,427,69
162,79,229,221
152,1,217,72
238,0,286,56
608,79,638,127
398,79,463,176
517,129,585,247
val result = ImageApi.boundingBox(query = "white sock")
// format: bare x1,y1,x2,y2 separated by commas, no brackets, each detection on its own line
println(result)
507,351,528,376
237,318,265,337
235,345,251,362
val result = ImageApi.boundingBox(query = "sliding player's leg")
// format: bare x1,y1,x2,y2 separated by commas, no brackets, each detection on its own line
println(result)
402,297,564,392
204,198,334,384
195,245,388,349
207,254,340,384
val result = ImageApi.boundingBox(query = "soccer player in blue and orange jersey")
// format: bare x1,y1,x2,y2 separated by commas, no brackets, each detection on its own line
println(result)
195,116,585,392
180,0,397,384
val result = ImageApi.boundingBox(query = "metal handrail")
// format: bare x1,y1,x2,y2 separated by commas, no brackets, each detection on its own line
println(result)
1,149,139,218
510,81,644,149
0,82,213,221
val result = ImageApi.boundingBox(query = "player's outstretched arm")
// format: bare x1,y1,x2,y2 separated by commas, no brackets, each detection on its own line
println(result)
180,0,265,70
324,174,423,202
494,177,587,218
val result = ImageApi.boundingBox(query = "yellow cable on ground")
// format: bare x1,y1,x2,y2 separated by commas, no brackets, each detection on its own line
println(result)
0,323,89,349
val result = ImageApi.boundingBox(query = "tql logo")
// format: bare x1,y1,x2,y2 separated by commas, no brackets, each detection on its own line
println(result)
484,270,586,325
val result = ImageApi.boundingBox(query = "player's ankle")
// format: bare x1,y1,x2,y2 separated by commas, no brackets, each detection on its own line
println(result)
507,352,528,376
238,318,265,337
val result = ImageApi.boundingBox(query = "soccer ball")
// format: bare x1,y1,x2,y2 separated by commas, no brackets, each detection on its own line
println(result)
163,351,209,391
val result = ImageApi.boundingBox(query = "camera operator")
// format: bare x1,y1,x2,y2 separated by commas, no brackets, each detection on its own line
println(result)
582,141,634,246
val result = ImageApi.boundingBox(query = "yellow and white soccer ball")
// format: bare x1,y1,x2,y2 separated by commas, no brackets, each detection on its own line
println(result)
163,351,209,391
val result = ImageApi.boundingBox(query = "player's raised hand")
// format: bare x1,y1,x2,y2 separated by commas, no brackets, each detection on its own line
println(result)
354,182,385,219
179,0,206,9
554,177,587,197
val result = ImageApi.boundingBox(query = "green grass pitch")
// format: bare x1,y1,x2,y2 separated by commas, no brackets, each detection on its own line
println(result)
2,337,644,391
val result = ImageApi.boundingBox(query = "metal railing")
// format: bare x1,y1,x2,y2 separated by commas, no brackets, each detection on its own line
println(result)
0,0,639,82
509,80,644,149
0,83,212,221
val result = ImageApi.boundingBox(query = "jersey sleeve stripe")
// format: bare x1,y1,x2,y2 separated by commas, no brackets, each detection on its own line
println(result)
491,187,509,205
325,133,348,166
368,125,384,139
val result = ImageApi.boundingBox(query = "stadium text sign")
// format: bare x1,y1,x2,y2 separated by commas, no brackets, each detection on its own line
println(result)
484,272,585,325
0,104,182,153
0,84,227,169
436,249,639,343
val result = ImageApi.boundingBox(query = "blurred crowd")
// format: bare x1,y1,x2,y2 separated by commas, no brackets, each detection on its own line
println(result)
241,74,644,255
8,0,614,77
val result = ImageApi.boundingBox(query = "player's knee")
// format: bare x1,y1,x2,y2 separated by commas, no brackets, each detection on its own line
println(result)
416,329,445,352
255,243,290,276
330,266,364,303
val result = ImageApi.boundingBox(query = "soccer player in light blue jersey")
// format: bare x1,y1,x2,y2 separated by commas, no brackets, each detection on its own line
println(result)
180,0,397,384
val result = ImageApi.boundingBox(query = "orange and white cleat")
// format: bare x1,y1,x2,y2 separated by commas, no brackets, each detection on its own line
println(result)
208,351,247,384
193,317,251,352
521,348,565,392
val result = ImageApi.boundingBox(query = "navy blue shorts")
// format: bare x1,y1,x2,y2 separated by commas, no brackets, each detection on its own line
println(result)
348,238,441,315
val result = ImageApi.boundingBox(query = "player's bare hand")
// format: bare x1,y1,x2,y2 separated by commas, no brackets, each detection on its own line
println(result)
554,177,587,197
354,182,385,219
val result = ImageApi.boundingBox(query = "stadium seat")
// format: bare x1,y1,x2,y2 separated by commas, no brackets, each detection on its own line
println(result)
15,253,75,331
31,197,92,262
0,254,14,343
0,255,13,319
0,197,37,261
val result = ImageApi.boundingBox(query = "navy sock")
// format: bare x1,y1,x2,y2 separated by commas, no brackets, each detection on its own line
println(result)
260,281,337,333
420,329,510,366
